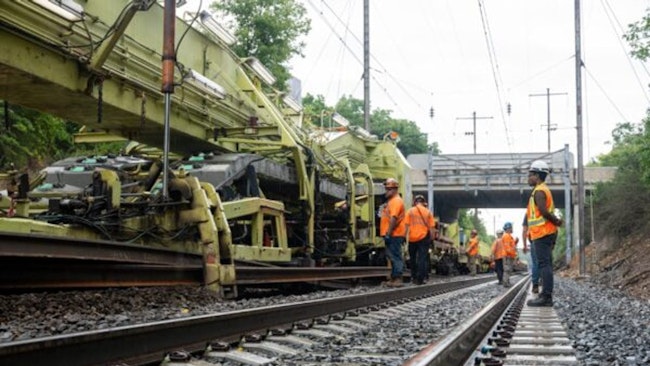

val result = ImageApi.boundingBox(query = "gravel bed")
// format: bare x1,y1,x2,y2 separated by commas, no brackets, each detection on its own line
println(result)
267,282,504,366
554,277,650,366
0,275,470,343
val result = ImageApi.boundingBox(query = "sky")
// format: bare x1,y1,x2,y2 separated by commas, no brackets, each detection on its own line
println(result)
182,0,650,243
286,0,650,243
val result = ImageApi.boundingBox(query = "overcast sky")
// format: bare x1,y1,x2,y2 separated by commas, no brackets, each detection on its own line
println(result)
183,0,650,242
287,0,650,243
291,0,650,161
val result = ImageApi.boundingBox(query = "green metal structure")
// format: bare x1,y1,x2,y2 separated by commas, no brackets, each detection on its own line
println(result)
0,0,413,295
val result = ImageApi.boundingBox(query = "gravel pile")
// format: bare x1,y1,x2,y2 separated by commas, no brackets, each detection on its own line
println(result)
554,277,650,366
0,276,466,343
273,283,503,366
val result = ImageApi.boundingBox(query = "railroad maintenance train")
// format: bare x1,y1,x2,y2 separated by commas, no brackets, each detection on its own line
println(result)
0,0,493,296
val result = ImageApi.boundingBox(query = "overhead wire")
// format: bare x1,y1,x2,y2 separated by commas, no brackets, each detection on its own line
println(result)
306,0,406,116
583,64,630,122
601,0,650,78
599,0,650,103
317,0,423,110
476,0,513,153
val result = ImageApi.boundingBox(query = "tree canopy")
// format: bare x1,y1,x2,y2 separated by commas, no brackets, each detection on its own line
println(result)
210,0,311,90
303,93,440,157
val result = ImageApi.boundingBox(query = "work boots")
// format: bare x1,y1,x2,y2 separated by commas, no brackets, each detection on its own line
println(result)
527,294,553,307
532,284,539,294
387,277,403,288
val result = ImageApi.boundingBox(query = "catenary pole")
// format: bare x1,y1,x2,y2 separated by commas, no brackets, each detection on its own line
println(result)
529,88,567,152
575,0,586,275
363,0,370,131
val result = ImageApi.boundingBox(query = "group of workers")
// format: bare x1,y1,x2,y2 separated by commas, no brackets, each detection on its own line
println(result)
379,178,435,287
467,159,562,307
379,159,562,307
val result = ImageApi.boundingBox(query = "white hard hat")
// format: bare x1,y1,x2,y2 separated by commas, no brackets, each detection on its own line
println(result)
529,160,550,174
496,229,504,235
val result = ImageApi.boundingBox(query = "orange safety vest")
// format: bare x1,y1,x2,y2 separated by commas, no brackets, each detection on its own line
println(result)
527,183,557,240
380,195,406,237
405,204,435,242
467,237,479,256
502,232,517,258
491,238,506,260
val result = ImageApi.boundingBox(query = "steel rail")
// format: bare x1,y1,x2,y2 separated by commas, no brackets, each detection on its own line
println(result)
0,277,493,366
0,232,203,266
0,261,203,289
403,276,528,366
235,266,390,284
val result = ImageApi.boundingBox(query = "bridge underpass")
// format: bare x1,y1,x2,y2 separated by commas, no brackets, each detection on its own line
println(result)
407,147,617,262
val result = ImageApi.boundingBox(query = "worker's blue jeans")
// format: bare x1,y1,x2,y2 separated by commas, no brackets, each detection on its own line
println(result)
533,234,556,297
385,236,405,279
530,242,540,285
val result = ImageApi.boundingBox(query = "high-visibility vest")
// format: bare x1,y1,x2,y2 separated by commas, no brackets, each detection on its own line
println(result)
502,232,517,258
527,183,557,240
380,196,406,237
467,237,479,256
405,204,434,242
491,238,506,260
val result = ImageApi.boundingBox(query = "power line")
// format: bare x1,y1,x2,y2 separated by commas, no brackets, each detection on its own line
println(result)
318,0,423,109
306,0,406,116
477,0,512,152
601,0,650,78
583,64,630,122
598,0,650,103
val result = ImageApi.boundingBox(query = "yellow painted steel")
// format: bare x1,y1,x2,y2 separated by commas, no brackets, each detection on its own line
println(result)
0,1,418,294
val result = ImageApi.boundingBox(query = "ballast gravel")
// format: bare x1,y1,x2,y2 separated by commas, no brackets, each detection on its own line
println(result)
0,276,464,343
554,277,650,366
269,283,503,366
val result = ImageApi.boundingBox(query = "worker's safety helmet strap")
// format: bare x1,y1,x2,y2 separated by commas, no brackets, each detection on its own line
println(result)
384,178,399,188
529,160,550,174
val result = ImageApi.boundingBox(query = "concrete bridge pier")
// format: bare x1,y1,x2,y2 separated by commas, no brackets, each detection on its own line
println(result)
432,201,459,225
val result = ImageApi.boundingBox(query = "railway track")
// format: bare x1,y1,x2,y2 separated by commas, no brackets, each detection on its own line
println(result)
406,277,578,366
0,277,493,366
0,232,389,289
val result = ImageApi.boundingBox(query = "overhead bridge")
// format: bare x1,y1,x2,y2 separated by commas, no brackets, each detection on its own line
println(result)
408,147,617,265
407,147,616,223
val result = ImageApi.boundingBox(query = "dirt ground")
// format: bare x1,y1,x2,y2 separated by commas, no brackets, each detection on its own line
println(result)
560,234,650,300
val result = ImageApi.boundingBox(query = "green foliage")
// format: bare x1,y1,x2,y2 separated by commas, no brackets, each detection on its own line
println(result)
211,0,311,90
624,11,650,62
590,116,650,239
458,209,491,243
0,102,127,171
304,94,439,156
0,102,73,170
590,170,650,238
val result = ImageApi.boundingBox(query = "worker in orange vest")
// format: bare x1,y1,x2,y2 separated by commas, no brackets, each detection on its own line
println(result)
404,195,436,285
466,229,480,276
491,229,506,285
526,160,562,307
380,178,406,287
501,222,519,287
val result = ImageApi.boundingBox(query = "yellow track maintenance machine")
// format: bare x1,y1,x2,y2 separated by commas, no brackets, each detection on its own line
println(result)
0,0,412,296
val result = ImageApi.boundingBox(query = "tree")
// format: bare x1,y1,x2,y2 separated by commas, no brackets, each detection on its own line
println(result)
335,95,436,156
211,0,311,90
624,12,650,62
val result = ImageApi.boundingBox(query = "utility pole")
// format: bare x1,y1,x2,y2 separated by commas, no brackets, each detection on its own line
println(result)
529,88,567,152
456,111,493,154
575,0,586,276
363,0,370,131
427,102,435,213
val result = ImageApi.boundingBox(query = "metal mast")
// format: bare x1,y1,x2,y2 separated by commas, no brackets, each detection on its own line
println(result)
575,0,586,275
161,0,176,200
363,0,370,131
